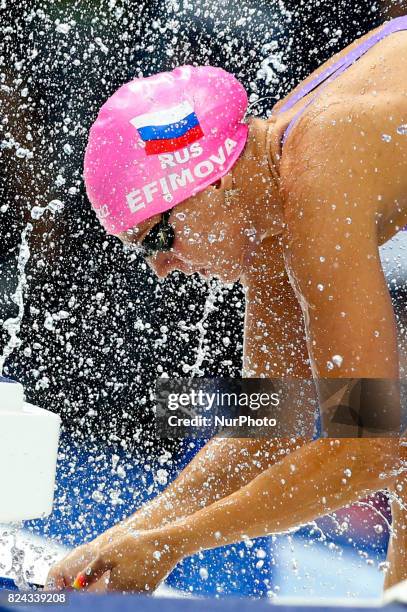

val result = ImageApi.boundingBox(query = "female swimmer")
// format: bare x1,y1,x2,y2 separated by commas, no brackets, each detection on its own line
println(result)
48,16,407,593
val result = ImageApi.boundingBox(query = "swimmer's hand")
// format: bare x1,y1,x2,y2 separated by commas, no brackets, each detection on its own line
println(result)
46,539,101,591
46,522,127,591
45,507,171,592
69,529,181,593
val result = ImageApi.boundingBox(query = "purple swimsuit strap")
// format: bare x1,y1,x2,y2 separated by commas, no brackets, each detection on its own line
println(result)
279,16,407,146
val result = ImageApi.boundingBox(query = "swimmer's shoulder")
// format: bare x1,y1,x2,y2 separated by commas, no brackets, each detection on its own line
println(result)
273,24,384,117
268,25,386,188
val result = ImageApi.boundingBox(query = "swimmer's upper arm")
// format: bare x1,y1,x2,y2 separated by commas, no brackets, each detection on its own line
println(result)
243,234,311,379
280,119,399,382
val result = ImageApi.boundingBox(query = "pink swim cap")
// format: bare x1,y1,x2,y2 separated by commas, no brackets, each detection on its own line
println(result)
84,65,249,235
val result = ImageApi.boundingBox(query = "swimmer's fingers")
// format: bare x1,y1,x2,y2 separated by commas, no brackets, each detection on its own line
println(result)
73,533,178,593
46,542,101,591
46,562,79,591
72,553,114,591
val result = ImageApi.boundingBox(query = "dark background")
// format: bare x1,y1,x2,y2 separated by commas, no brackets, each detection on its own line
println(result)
0,0,405,451
1,0,406,596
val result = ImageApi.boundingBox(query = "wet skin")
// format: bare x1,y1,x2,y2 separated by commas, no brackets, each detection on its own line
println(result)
48,24,407,592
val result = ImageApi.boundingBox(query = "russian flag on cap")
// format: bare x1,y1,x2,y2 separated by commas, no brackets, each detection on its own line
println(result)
130,101,204,155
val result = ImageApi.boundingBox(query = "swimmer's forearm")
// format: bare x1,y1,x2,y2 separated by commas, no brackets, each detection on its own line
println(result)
122,437,303,531
123,238,313,533
161,438,399,557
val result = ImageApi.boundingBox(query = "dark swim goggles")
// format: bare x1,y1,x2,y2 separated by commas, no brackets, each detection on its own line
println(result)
139,209,175,257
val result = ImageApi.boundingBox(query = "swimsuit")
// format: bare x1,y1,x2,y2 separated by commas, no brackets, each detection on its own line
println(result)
279,16,407,145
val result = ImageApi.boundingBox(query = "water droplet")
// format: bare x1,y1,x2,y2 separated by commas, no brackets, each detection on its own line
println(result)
15,147,32,159
31,206,45,220
381,134,392,143
117,466,126,479
55,22,71,34
156,468,168,485
91,490,104,502
48,199,64,213
396,124,407,135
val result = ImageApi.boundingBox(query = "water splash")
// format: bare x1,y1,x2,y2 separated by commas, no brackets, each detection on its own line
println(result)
182,280,222,377
0,225,33,590
0,523,29,590
9,523,29,590
0,521,63,590
0,223,32,373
